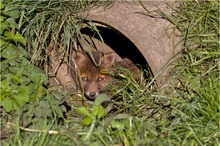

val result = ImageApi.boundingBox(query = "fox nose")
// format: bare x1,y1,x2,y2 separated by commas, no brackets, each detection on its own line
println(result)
89,92,96,97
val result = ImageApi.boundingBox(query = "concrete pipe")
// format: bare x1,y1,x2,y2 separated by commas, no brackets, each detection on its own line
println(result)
83,1,182,85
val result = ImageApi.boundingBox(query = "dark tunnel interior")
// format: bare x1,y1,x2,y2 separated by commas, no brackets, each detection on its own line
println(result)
80,26,149,70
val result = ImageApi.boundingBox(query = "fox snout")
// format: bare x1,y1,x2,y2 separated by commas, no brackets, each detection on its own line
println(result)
80,74,109,100
84,81,102,100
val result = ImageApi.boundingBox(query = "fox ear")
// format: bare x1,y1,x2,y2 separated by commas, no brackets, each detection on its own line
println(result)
103,52,115,67
72,51,86,67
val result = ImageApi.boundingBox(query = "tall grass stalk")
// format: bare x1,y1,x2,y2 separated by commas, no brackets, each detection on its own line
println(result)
11,0,113,68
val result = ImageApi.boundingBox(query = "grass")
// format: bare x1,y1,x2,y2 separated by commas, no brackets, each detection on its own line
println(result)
1,0,219,145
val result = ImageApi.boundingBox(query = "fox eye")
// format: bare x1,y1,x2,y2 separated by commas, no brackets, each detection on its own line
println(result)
98,77,104,82
81,77,88,82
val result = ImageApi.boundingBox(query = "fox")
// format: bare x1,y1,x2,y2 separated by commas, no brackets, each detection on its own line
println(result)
71,51,115,100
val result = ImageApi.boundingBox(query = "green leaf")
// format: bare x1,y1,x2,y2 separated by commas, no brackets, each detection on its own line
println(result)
46,93,63,118
0,82,31,112
1,5,9,16
93,94,113,113
97,106,106,119
4,31,26,45
35,99,52,118
13,33,26,45
76,107,91,117
0,16,5,22
0,22,8,35
8,60,16,66
91,105,106,119
8,10,20,19
1,98,14,112
26,66,47,84
1,44,19,58
13,95,28,109
0,39,7,49
5,18,18,30
12,86,30,109
17,86,30,102
82,117,93,126
4,31,15,40
91,105,99,117
0,80,9,89
110,120,126,130
12,75,22,84
0,2,5,9
93,94,111,106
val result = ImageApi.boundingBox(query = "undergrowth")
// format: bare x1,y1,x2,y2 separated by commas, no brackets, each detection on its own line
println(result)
0,0,219,146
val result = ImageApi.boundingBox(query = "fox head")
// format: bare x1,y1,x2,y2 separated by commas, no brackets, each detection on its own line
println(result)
72,51,115,100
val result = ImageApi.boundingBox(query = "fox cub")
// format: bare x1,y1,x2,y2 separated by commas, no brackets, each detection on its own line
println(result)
72,51,115,100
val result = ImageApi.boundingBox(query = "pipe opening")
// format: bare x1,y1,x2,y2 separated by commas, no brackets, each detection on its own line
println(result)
80,25,151,74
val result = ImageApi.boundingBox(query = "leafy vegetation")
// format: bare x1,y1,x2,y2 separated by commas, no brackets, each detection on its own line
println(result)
0,2,48,113
0,1,64,140
1,0,219,146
